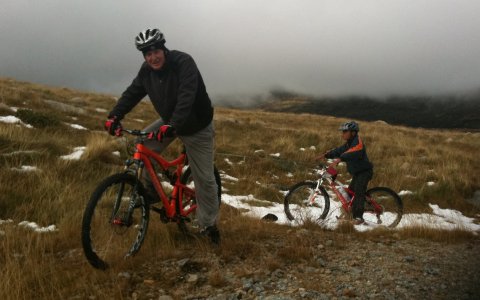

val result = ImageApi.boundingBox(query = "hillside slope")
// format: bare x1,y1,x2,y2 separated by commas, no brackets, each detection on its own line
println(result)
0,78,479,299
260,93,480,130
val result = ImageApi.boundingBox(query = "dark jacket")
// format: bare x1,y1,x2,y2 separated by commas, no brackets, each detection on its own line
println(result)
109,50,214,135
325,135,373,175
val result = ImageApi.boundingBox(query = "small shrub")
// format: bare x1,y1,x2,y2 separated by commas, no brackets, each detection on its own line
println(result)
15,109,61,128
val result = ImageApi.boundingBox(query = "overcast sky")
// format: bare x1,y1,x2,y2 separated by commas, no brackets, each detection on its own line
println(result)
1,0,480,100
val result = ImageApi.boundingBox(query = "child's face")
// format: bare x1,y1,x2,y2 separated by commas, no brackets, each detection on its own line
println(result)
341,130,355,140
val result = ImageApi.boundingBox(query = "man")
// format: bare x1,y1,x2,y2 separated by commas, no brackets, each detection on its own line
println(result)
104,28,220,244
316,121,373,225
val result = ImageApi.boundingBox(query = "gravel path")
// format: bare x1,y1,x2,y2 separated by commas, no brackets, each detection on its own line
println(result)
113,229,480,300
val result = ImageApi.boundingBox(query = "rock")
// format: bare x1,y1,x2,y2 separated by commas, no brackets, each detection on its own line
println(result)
262,213,278,222
117,272,131,279
404,256,415,263
325,240,333,246
316,257,326,267
0,103,14,112
296,229,309,236
143,279,155,285
43,99,86,115
186,274,199,283
466,190,480,208
158,296,173,300
176,258,190,267
69,97,85,104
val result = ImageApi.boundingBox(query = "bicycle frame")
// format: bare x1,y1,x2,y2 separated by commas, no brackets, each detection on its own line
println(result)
128,139,197,220
316,167,383,215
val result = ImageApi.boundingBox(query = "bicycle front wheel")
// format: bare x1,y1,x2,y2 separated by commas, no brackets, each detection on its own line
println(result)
284,181,330,225
81,173,149,269
364,187,403,228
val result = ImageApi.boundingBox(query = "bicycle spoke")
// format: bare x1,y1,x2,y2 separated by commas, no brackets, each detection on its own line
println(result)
82,174,149,269
284,182,330,225
364,187,403,228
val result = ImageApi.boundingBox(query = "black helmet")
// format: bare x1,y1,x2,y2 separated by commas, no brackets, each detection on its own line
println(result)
339,121,360,132
135,28,166,52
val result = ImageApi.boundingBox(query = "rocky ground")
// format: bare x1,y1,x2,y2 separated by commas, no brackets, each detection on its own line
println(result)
91,227,480,300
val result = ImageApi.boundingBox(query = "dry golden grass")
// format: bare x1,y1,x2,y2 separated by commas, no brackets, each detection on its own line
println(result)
0,77,479,298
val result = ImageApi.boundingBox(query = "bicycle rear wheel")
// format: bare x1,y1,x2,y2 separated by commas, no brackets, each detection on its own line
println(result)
81,173,149,269
284,181,330,225
364,187,403,228
177,166,222,234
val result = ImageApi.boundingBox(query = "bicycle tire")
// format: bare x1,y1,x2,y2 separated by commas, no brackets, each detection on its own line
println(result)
81,173,149,269
365,187,403,228
177,166,222,234
284,181,330,225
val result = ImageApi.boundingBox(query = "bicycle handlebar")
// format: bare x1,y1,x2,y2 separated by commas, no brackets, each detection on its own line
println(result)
121,129,150,136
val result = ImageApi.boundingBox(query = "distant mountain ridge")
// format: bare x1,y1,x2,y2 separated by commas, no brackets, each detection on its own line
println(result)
260,92,480,130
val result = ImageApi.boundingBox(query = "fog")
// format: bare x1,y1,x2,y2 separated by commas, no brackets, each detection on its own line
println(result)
1,0,480,100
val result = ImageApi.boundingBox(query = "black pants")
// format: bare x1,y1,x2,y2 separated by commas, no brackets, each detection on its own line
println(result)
348,169,373,219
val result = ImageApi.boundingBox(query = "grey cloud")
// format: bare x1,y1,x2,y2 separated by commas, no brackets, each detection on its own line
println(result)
1,0,480,99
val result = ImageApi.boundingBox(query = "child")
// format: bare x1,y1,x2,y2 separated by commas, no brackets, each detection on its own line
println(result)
317,121,373,225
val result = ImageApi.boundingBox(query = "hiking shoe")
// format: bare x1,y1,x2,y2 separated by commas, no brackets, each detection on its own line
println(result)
351,218,365,225
200,225,221,245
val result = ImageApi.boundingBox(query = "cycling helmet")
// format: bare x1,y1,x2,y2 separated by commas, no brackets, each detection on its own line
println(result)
135,28,166,52
338,121,360,132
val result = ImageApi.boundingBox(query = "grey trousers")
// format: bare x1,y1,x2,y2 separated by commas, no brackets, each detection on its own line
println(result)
143,119,219,228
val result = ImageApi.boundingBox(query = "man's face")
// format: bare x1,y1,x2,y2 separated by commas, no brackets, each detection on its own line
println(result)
144,49,165,70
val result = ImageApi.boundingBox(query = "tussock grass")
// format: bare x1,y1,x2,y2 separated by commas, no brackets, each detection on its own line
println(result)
0,77,479,298
396,226,477,243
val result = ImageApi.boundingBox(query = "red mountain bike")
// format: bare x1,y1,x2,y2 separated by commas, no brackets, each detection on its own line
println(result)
284,164,403,227
81,129,221,269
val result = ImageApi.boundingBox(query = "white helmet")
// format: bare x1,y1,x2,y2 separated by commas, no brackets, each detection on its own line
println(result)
135,28,166,51
338,121,360,132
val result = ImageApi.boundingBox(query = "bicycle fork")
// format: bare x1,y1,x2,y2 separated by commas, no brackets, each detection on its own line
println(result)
111,160,145,227
307,180,323,206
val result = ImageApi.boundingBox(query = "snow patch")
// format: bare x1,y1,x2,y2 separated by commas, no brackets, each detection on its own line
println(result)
270,153,280,158
299,148,306,151
223,192,480,233
18,221,58,233
309,146,316,150
60,146,86,160
112,151,121,157
224,158,233,166
0,219,14,225
427,181,436,186
220,173,239,182
2,150,39,156
67,123,87,130
0,115,33,128
398,190,414,196
11,165,39,172
95,108,107,113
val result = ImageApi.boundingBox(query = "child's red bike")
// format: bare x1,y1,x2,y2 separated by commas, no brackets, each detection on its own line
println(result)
81,129,221,269
284,164,403,227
